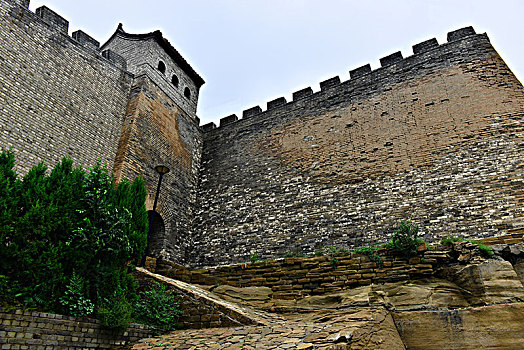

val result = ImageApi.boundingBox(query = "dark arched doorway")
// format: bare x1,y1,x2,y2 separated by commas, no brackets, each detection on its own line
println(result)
146,210,165,259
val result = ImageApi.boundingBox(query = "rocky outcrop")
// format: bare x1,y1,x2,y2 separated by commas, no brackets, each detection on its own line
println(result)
439,260,524,305
393,303,524,350
134,238,524,349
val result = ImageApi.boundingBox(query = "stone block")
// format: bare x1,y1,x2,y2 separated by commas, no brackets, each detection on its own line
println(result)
219,114,238,127
349,64,372,79
242,106,262,119
380,51,403,67
447,26,476,42
35,6,68,34
412,38,439,54
267,97,287,110
292,87,313,101
320,76,341,91
72,30,100,50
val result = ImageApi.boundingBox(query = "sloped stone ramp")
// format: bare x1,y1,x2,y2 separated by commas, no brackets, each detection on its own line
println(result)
132,268,405,349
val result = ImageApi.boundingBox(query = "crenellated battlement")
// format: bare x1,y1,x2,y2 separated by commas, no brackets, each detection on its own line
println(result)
35,5,68,34
72,30,100,50
7,0,128,71
203,26,483,133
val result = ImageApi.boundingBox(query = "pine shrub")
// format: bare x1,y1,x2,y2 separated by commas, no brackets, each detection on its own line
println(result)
0,150,148,326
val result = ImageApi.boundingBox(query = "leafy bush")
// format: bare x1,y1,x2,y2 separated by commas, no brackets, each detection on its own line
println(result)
283,249,306,258
133,282,182,331
326,246,340,255
330,257,338,269
314,246,325,256
59,272,94,317
475,242,494,257
387,221,421,258
97,286,133,329
0,150,148,326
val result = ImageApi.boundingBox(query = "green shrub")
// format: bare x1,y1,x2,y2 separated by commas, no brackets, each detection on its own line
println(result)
250,253,261,263
133,282,182,331
475,242,494,257
387,221,421,258
59,272,94,318
441,236,494,258
97,286,133,329
283,249,306,258
314,246,324,256
353,246,383,267
0,150,147,322
326,246,340,255
440,236,466,245
330,257,338,270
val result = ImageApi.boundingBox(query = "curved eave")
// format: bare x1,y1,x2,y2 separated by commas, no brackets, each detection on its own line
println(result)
101,24,205,89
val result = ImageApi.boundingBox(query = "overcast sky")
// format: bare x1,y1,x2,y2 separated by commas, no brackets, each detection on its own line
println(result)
29,0,524,125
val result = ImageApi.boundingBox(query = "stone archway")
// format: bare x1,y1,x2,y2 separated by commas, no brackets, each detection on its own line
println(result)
147,210,165,257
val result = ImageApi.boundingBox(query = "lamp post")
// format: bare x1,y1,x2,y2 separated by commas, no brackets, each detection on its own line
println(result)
141,165,170,266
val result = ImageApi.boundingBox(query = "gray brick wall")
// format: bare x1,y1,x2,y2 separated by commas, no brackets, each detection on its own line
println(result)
101,30,201,119
191,32,524,266
0,308,154,349
0,0,132,175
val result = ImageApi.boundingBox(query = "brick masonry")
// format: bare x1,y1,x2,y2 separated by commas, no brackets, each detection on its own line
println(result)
160,249,440,300
0,0,132,175
0,307,154,349
155,233,524,301
192,31,524,266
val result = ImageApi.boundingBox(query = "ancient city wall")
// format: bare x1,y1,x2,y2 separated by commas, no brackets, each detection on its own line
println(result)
0,0,132,174
192,28,524,266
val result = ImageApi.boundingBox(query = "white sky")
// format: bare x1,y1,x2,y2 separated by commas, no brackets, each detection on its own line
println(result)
29,0,524,125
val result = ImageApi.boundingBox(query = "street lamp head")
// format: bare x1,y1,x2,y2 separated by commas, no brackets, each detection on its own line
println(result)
155,165,170,175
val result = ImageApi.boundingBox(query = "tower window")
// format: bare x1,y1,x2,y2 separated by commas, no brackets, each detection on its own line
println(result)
157,61,166,74
184,87,191,99
171,75,179,87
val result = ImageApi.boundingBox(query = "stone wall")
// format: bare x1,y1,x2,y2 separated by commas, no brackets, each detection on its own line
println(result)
192,28,524,266
165,248,446,300
0,0,132,175
0,308,154,349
